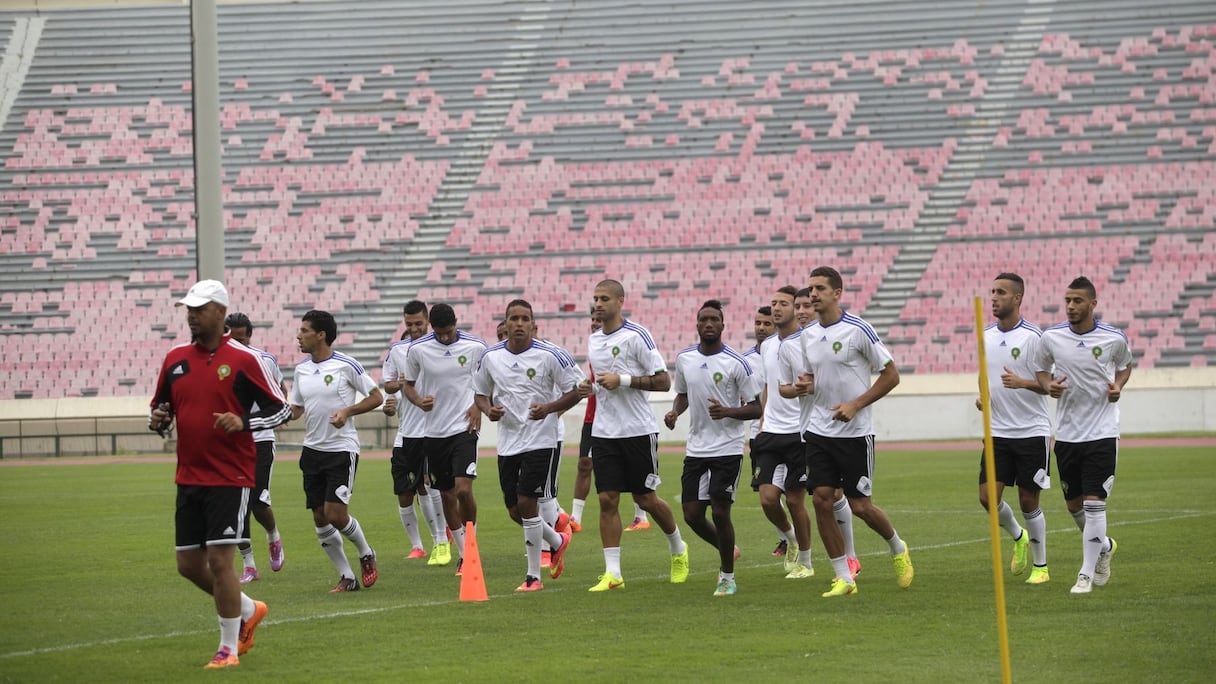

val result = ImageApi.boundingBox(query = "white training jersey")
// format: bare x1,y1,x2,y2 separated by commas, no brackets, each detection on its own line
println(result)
474,340,585,456
1033,321,1133,443
742,345,763,438
382,339,427,442
291,351,378,453
782,312,894,438
588,319,667,439
404,331,488,438
672,344,763,458
762,333,804,435
244,343,283,443
984,319,1052,439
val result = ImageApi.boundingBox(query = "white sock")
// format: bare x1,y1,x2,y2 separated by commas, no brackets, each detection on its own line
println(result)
1080,500,1106,578
240,593,255,620
604,546,622,577
1024,508,1048,566
316,525,353,578
830,555,852,582
665,528,686,555
523,516,544,579
633,502,648,522
218,616,240,653
834,496,857,559
427,488,448,544
240,546,256,568
452,525,467,558
266,528,280,544
340,517,373,557
885,529,907,555
997,500,1024,539
572,498,586,524
416,493,436,541
399,506,424,549
540,497,559,527
781,525,797,545
719,571,734,582
798,548,812,567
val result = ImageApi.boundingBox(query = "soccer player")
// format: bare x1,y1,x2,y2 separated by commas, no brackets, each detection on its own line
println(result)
781,287,861,578
664,300,762,596
977,273,1053,584
569,308,603,532
149,280,289,668
779,266,912,597
1033,276,1132,595
582,278,689,591
224,312,287,583
755,287,819,578
402,303,487,575
474,300,584,591
290,310,384,593
743,305,773,504
383,301,449,562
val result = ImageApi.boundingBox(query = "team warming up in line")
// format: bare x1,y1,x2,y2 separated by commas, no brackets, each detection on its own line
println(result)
149,269,1132,668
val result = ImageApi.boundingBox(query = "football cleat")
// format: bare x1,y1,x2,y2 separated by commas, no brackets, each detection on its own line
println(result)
893,548,914,589
670,546,690,584
239,566,259,584
588,573,625,592
515,576,544,592
360,552,378,588
713,578,737,597
329,576,359,593
821,577,858,598
1093,538,1117,586
785,563,815,579
625,517,650,532
268,540,284,572
204,647,239,669
1025,566,1050,585
1070,574,1093,594
237,600,267,655
407,547,427,560
1011,531,1030,576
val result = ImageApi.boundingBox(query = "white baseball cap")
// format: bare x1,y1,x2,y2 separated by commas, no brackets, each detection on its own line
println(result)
177,279,230,308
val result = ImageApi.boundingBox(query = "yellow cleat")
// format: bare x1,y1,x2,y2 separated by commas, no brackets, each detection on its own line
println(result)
670,546,690,583
1025,566,1050,585
1011,532,1030,576
785,563,815,579
429,542,452,566
821,577,858,597
588,573,625,592
893,547,914,589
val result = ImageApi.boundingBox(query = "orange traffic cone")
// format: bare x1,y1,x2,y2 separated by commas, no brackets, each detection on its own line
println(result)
459,521,488,602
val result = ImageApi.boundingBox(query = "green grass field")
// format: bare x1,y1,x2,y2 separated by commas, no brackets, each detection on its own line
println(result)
1,445,1212,683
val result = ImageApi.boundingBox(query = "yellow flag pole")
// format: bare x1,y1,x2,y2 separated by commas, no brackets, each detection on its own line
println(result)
976,296,1013,684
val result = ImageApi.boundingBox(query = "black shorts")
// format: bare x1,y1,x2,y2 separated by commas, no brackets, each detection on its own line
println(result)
546,442,562,496
498,448,558,508
579,422,594,459
978,436,1051,491
681,455,743,503
251,440,276,509
425,432,479,491
175,485,251,550
391,437,428,495
753,432,808,493
805,432,875,499
591,434,660,495
299,446,358,510
1055,438,1118,500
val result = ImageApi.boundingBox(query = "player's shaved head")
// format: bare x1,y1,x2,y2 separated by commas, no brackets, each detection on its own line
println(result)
595,279,625,298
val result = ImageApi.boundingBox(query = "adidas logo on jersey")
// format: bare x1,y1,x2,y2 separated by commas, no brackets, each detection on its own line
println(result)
1076,341,1085,348
699,363,709,369
444,350,452,356
999,340,1007,347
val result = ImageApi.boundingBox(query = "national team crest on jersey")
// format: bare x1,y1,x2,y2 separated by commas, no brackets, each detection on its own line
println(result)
832,341,843,354
458,355,468,366
216,364,231,380
526,368,537,380
1092,347,1103,359
712,371,724,384
324,374,334,385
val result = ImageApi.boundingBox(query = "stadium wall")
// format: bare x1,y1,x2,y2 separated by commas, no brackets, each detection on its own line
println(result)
1,367,1212,457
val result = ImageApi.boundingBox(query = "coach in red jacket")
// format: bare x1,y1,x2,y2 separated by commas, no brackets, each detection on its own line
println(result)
148,279,291,669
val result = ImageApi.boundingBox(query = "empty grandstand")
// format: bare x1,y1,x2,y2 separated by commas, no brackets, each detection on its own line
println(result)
2,0,1214,402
